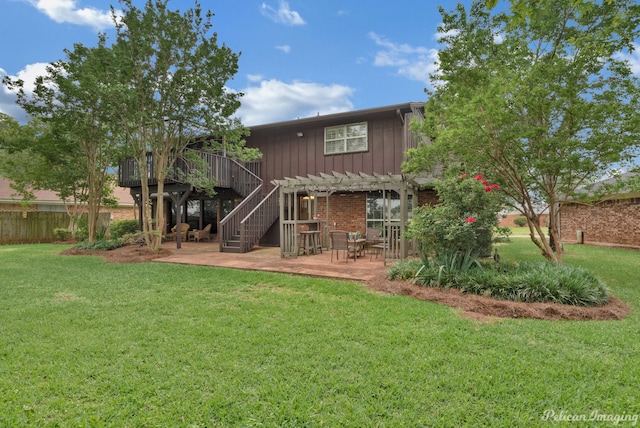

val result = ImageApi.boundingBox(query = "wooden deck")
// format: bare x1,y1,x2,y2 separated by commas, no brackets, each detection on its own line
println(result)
154,240,393,282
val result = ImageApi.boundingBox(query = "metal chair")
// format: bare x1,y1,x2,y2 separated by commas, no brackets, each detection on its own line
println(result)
330,230,357,263
365,227,382,254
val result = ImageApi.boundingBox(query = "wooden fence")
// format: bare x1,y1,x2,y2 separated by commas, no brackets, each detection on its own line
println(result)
0,212,110,244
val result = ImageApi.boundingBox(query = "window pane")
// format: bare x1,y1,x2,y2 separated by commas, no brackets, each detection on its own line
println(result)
346,137,367,152
346,123,366,137
325,126,344,140
325,140,343,154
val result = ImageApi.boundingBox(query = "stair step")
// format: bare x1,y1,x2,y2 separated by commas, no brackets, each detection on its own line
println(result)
221,245,243,253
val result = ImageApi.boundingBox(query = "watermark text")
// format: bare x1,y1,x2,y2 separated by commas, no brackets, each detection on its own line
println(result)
542,409,638,425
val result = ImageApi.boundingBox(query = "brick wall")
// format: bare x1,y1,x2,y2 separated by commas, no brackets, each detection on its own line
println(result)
0,203,38,212
319,192,367,233
108,206,138,221
561,198,640,248
316,189,439,234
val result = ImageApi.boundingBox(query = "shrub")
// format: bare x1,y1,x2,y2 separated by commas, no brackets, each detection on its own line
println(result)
513,216,528,227
110,219,140,239
53,228,72,241
406,170,505,265
73,239,125,251
387,259,424,281
413,260,609,306
493,226,512,243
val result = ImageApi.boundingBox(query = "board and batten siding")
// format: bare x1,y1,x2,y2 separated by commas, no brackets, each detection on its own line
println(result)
247,106,413,192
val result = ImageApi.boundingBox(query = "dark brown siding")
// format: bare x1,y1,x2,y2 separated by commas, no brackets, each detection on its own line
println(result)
247,108,409,192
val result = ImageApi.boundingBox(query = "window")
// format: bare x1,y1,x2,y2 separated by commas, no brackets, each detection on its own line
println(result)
366,191,412,232
324,122,367,154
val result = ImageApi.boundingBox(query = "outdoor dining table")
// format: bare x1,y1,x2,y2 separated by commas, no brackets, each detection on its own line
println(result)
350,238,366,258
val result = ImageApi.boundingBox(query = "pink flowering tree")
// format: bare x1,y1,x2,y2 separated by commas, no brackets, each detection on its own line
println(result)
407,171,505,268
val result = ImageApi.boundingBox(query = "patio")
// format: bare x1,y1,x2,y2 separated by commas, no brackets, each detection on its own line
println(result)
154,240,395,282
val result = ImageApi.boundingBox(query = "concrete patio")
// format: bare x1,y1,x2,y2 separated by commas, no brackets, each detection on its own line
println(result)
154,240,395,282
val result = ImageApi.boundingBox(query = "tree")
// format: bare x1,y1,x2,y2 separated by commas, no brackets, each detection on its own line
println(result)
2,36,124,241
0,114,93,237
404,0,640,262
406,170,505,269
109,0,253,251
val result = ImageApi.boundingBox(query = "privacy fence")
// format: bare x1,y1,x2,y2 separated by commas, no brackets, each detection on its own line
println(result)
0,212,110,245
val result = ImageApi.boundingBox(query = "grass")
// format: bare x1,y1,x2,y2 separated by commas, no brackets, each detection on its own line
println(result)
1,241,639,426
506,226,547,236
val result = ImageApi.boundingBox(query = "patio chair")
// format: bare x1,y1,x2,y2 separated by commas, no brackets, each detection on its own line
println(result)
169,223,190,241
193,224,212,242
330,230,357,263
365,227,382,254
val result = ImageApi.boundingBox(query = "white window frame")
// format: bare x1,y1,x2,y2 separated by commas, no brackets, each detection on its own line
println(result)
324,122,368,155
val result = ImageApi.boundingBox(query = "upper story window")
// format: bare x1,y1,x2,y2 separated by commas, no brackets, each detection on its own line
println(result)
324,122,368,155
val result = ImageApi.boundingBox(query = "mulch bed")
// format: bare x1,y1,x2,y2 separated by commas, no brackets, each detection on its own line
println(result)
60,244,631,322
364,277,630,322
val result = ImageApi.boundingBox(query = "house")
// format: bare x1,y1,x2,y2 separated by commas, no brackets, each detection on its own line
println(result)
0,177,136,219
118,102,438,257
560,172,640,248
0,177,136,244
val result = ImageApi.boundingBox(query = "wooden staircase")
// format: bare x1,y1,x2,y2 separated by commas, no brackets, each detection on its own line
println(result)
219,185,279,253
119,150,278,254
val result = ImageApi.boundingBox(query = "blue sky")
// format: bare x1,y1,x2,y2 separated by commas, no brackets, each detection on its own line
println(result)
0,0,465,125
2,0,639,127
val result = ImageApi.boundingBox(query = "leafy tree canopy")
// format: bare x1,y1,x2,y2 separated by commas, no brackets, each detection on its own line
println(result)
405,0,640,262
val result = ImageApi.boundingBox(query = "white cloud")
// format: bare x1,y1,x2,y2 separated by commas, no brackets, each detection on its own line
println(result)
276,45,291,54
261,1,306,26
236,78,354,125
368,32,439,85
617,44,640,75
29,0,114,31
247,74,264,83
0,63,51,123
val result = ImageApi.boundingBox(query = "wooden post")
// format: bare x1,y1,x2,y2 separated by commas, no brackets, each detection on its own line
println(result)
400,179,408,259
279,186,285,257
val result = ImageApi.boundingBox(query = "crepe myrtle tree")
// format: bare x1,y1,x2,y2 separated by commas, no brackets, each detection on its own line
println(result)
406,169,505,270
2,37,124,242
109,0,258,251
404,0,640,263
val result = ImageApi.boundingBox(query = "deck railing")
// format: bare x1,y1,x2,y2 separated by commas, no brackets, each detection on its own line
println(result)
118,151,261,195
119,150,277,253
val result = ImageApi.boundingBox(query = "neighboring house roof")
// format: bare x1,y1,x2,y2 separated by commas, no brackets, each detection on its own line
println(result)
0,177,135,207
570,172,640,202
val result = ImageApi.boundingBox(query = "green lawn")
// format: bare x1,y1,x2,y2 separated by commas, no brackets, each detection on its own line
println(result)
1,241,639,426
506,226,548,236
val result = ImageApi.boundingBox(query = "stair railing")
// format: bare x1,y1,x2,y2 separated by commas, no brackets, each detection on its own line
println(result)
238,186,279,252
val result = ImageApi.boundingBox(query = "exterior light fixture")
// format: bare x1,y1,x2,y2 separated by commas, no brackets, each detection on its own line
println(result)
296,132,303,137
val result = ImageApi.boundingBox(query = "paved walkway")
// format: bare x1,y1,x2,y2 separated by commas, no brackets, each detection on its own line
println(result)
154,240,393,282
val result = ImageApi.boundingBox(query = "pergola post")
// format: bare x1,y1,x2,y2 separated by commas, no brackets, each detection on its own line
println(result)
279,185,285,257
400,179,408,259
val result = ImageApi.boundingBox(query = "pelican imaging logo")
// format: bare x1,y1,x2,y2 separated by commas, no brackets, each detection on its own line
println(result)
541,409,639,425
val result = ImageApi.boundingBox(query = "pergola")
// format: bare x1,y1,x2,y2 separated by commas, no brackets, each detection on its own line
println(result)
272,171,425,260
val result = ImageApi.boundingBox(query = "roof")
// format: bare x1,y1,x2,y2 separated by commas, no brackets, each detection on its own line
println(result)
0,177,135,206
571,172,640,201
248,102,425,131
